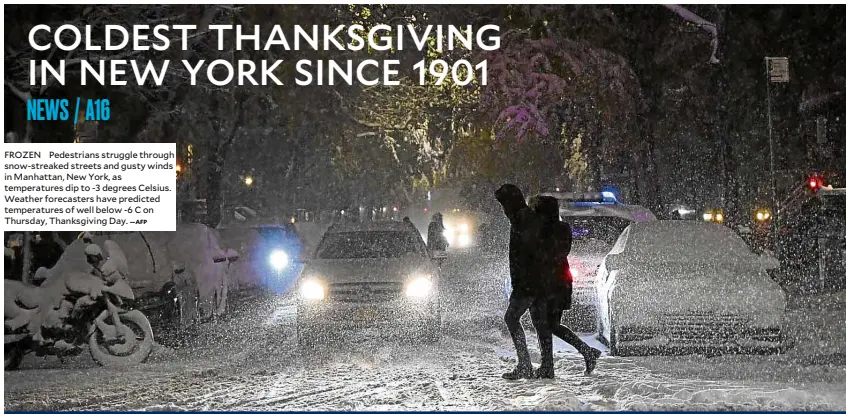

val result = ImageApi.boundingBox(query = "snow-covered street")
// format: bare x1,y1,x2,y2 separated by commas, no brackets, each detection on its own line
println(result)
5,251,846,411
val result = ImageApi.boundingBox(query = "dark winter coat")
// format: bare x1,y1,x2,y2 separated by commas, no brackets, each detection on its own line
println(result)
427,220,448,251
494,184,543,295
534,196,573,308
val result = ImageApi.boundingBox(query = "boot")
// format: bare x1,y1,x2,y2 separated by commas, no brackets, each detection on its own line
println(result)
584,347,601,375
534,365,554,379
502,364,533,380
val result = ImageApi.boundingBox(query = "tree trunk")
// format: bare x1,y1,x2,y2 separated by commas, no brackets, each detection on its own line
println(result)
205,155,224,228
204,96,246,228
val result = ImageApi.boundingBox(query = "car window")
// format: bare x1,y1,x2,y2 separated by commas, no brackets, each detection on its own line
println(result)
316,231,426,259
565,216,631,247
255,226,299,243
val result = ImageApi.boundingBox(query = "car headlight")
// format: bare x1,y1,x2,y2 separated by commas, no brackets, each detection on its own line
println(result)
457,233,471,247
269,249,289,271
443,228,455,244
406,275,433,298
299,278,326,300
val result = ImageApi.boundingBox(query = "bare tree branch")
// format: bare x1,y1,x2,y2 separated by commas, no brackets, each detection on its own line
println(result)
663,4,720,64
4,80,31,102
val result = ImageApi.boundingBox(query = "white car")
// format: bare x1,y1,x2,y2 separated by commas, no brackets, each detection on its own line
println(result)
296,221,443,346
596,220,787,356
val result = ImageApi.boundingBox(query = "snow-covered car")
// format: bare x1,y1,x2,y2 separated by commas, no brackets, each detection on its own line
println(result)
51,224,239,336
296,221,443,346
595,220,787,356
218,223,308,295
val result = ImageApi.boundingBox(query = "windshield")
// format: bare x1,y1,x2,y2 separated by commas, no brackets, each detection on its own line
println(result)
629,224,752,262
255,226,297,241
317,231,426,259
564,216,631,247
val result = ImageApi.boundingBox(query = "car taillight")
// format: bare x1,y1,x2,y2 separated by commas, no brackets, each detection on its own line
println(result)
562,267,573,284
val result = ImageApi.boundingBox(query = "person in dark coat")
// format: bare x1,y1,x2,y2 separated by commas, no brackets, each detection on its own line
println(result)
427,213,449,251
530,196,601,378
494,184,544,379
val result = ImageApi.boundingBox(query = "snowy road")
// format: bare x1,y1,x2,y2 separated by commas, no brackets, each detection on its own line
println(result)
5,251,846,411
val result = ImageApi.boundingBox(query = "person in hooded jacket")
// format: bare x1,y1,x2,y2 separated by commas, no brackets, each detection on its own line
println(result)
427,213,449,252
530,196,602,378
494,184,544,379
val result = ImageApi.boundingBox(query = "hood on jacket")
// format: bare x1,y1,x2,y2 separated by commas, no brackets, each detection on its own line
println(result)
495,184,527,219
535,196,560,222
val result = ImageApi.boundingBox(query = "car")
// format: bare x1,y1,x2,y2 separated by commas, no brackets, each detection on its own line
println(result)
296,221,444,346
45,224,239,340
218,223,309,295
595,220,787,356
777,186,846,291
538,191,657,331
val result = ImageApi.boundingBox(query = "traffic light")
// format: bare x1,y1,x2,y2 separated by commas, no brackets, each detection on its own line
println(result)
807,174,824,193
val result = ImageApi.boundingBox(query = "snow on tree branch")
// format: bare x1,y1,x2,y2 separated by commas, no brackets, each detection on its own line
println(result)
663,4,720,64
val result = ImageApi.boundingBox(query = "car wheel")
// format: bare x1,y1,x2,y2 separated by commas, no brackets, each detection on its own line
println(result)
215,280,229,318
4,343,24,371
159,286,199,347
178,288,200,330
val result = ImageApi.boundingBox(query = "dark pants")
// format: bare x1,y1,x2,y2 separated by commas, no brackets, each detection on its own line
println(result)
505,291,590,371
504,292,535,369
530,296,591,370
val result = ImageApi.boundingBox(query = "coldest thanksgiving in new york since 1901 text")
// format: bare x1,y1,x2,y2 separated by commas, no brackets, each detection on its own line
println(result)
26,24,502,87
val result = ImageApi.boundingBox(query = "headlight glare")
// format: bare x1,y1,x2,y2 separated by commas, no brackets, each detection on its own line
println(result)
405,275,433,298
269,249,289,270
300,278,326,300
443,228,455,244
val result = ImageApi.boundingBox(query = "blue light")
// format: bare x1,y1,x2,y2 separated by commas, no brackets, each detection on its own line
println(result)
601,191,617,202
572,228,590,237
600,185,621,203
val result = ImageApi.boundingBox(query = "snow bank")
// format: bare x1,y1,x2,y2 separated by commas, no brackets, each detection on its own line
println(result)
617,386,836,411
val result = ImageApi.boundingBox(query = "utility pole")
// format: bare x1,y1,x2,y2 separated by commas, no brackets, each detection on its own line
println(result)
765,56,789,246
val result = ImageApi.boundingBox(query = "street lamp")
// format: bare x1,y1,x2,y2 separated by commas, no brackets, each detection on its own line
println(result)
765,56,789,242
244,175,254,186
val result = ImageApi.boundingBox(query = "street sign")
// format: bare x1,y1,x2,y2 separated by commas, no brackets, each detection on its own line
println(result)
766,57,789,83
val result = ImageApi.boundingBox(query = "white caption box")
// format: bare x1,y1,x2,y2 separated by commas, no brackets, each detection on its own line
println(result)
2,143,177,231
